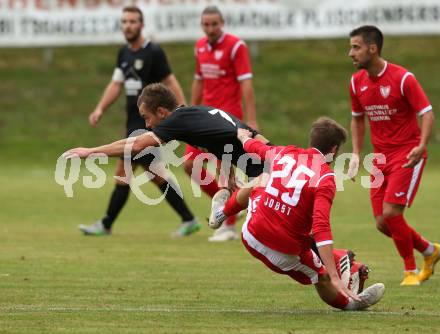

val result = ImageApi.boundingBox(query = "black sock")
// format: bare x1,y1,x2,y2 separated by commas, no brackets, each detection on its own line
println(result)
102,184,130,229
159,179,194,222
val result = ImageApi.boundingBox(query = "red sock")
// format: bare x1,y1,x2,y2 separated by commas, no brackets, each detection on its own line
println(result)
223,189,246,217
225,215,237,226
328,291,349,310
409,226,430,254
196,167,219,198
376,218,427,253
385,214,416,271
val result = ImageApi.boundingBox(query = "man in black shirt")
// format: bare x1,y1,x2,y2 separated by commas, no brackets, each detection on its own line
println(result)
79,6,198,237
63,83,268,194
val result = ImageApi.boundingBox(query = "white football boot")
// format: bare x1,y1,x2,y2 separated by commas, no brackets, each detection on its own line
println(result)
208,189,231,229
345,283,385,311
78,220,111,236
208,223,239,242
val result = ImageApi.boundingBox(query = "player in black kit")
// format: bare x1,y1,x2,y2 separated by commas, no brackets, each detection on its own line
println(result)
79,6,199,237
64,83,269,183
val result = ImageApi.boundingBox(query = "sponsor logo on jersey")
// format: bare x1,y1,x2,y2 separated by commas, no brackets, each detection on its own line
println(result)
121,62,128,68
380,85,391,98
250,195,261,213
214,50,223,60
134,59,144,70
360,86,368,92
125,78,142,96
395,191,406,197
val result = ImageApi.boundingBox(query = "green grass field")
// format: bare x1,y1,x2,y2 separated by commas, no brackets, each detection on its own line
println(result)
1,163,440,333
1,37,440,333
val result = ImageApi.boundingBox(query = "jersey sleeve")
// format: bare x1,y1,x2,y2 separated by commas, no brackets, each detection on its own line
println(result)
112,48,125,83
231,40,253,81
311,174,336,246
151,114,184,143
194,45,202,80
401,73,432,117
151,44,172,82
243,138,281,160
350,76,364,117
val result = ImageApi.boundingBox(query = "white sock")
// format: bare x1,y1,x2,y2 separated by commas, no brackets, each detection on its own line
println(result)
404,269,418,274
423,243,435,257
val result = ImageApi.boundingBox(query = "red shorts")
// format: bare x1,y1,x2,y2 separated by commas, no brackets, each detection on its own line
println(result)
241,221,326,285
370,157,426,216
184,144,205,161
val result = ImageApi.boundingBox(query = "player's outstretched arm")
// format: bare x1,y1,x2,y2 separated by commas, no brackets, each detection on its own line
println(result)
237,128,275,160
318,244,360,301
62,132,161,159
89,81,123,127
237,128,253,143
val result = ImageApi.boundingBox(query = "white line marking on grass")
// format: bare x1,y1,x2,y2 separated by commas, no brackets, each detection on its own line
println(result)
1,305,439,317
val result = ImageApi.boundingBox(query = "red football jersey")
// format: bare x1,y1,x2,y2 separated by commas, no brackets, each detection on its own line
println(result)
194,33,252,119
243,138,336,255
350,61,432,154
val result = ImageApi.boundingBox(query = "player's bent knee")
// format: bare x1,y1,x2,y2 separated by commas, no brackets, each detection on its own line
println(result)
150,173,166,186
315,273,331,288
114,170,131,186
183,160,193,176
376,224,387,234
382,208,400,219
115,179,130,186
114,159,135,185
375,218,386,231
314,273,339,305
382,203,405,219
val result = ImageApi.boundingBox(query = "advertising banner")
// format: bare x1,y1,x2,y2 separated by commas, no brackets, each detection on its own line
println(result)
0,0,439,47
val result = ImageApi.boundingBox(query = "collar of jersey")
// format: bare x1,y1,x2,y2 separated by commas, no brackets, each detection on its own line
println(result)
128,39,150,50
367,60,388,78
311,147,325,157
207,33,226,51
175,105,186,111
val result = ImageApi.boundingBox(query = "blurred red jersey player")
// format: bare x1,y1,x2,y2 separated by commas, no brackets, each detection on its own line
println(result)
184,5,258,242
233,118,385,310
348,25,439,286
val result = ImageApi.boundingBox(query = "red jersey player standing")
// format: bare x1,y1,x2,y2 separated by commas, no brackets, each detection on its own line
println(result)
348,25,439,286
183,5,258,242
234,119,385,310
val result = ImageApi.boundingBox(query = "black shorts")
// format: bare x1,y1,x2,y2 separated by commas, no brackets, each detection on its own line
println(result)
244,161,265,178
242,141,274,178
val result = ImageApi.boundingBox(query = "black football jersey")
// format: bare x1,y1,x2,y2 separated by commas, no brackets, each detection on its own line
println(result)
152,106,264,176
115,41,171,131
